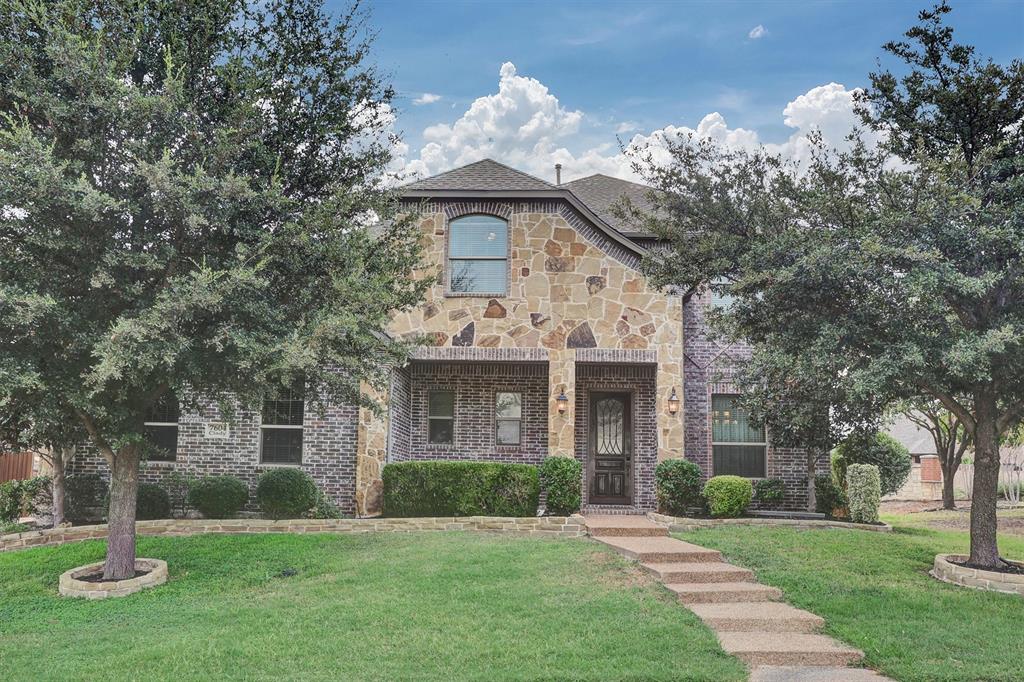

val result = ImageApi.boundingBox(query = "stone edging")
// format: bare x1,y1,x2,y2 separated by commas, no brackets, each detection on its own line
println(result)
647,512,893,533
930,554,1024,596
0,515,587,553
59,558,168,599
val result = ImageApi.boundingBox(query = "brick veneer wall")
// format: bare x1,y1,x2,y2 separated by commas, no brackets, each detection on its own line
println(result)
682,296,826,510
388,366,412,461
398,361,549,464
67,393,360,515
574,363,657,511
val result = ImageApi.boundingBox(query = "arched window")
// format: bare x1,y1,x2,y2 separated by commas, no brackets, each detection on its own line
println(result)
447,214,508,295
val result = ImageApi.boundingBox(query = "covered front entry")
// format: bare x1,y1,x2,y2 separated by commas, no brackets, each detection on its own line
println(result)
587,391,633,504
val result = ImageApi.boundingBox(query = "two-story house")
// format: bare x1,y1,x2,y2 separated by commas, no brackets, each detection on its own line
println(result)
70,159,818,516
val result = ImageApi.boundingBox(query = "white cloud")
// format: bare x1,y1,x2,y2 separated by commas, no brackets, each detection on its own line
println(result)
748,25,767,39
413,92,442,106
400,62,876,184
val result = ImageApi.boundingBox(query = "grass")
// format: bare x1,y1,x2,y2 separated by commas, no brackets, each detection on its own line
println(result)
676,517,1024,682
0,532,745,681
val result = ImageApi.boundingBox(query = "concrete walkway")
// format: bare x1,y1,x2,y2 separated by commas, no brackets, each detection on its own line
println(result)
585,515,893,681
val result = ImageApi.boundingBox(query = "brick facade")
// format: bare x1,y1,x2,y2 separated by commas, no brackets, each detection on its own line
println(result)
68,393,360,515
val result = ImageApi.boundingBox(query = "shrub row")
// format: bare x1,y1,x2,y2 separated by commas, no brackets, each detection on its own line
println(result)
383,461,540,517
0,476,51,523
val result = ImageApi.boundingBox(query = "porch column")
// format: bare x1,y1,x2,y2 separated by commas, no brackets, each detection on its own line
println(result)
657,296,685,461
548,349,575,458
355,380,388,516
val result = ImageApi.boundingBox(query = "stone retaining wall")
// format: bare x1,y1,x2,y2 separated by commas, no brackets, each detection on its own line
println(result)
648,512,893,533
0,515,587,553
931,554,1024,596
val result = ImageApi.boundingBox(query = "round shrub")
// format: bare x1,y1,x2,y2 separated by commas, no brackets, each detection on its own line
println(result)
256,468,318,519
847,464,881,524
65,473,109,523
702,475,753,518
539,457,582,515
832,431,911,497
753,478,785,507
136,483,171,520
655,459,703,516
187,475,249,519
814,475,848,516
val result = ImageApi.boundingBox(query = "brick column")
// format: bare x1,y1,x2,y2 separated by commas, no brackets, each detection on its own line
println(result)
548,350,575,457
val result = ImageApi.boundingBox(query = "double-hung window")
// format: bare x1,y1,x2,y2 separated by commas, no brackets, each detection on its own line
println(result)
261,386,304,464
428,390,454,445
709,277,735,309
495,392,522,445
711,394,767,477
448,215,508,294
144,394,179,462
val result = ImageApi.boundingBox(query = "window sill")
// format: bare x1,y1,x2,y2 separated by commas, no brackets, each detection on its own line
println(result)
444,292,508,298
142,460,178,467
256,462,304,468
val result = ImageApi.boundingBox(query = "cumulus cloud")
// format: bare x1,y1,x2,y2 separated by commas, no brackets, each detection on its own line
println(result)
413,92,442,105
399,62,875,184
748,25,767,39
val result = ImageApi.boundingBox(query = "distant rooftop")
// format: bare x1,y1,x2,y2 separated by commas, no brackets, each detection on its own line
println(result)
564,173,659,236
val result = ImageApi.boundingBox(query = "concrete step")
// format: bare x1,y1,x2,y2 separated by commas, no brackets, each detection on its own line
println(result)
750,666,893,682
717,632,864,667
594,535,722,563
642,561,754,583
689,602,824,633
665,582,783,604
583,514,668,537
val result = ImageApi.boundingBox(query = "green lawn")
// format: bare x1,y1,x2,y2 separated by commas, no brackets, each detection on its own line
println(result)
676,519,1024,682
0,532,745,681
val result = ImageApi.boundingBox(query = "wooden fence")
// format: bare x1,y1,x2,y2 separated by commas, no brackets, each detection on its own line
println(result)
0,452,33,483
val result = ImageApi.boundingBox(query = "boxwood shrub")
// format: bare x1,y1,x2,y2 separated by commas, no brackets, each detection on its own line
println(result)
814,474,848,516
847,463,881,524
539,457,582,515
188,475,249,519
382,461,540,517
753,478,785,507
256,468,318,519
136,483,172,520
655,459,703,516
702,475,752,518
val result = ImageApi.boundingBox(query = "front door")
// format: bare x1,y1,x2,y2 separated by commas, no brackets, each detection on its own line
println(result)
588,392,632,505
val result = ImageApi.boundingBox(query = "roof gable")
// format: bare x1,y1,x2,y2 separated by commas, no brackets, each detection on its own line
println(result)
402,159,554,191
564,174,660,236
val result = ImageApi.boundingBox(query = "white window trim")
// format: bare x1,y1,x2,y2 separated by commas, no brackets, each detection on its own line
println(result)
711,393,767,477
259,423,304,464
143,420,179,463
427,389,456,446
494,390,523,447
445,214,511,298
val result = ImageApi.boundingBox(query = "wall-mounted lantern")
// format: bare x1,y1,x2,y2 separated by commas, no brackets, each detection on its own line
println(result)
556,388,569,415
667,387,680,415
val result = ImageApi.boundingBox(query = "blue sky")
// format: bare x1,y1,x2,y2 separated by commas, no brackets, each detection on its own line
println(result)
345,0,1024,181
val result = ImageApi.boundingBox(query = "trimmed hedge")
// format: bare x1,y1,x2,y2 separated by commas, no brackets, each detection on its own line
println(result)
847,464,881,524
382,461,540,518
257,468,319,520
136,483,172,520
753,478,785,506
65,473,108,523
655,459,703,515
188,475,249,519
539,457,582,515
702,475,752,518
814,475,848,516
832,432,911,497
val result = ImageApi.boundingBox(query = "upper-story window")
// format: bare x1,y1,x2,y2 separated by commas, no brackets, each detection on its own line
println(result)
448,215,508,295
709,277,735,309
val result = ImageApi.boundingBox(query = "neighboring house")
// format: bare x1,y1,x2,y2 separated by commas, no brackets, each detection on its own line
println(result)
69,159,821,516
884,415,944,501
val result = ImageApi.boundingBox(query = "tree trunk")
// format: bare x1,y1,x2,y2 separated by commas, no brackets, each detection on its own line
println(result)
941,467,956,510
103,446,140,580
806,450,818,513
968,390,1002,568
51,448,66,527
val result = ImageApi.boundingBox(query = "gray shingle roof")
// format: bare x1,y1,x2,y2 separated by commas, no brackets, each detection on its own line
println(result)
402,159,554,191
564,173,660,235
885,415,937,455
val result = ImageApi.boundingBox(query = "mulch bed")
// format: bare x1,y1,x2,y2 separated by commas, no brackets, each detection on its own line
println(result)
75,569,151,583
951,559,1024,576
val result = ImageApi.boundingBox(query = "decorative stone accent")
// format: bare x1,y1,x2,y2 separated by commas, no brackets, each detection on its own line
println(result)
426,331,448,346
3,516,588,554
449,309,469,321
422,302,440,320
565,322,598,349
545,256,573,272
648,512,893,533
586,275,606,295
59,558,167,599
530,312,550,328
452,322,475,346
483,299,507,318
931,554,1024,595
478,334,501,348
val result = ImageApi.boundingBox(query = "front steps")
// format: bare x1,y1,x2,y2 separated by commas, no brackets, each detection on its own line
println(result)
583,515,889,679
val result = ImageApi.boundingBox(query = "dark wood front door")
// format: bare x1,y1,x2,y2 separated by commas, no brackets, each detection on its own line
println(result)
588,392,632,504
